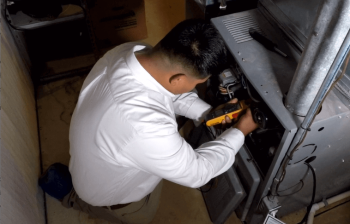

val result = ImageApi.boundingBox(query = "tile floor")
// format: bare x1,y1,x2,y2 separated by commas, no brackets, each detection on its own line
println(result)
36,75,350,224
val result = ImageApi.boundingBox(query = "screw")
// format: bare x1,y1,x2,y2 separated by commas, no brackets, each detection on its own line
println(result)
342,159,345,162
238,52,241,55
328,145,331,148
242,58,245,61
339,116,342,118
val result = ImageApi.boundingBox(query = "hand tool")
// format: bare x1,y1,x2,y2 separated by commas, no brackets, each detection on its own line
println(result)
205,100,247,126
249,30,288,57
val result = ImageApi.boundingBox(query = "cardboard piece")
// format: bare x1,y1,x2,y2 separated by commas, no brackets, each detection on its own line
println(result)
89,0,147,49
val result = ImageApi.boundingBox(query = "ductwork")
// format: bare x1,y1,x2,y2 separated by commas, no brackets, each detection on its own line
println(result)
285,0,350,116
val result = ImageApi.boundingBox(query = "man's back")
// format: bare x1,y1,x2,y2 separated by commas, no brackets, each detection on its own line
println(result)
69,43,177,206
69,41,246,208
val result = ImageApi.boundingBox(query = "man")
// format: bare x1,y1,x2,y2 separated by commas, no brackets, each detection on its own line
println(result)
63,19,257,223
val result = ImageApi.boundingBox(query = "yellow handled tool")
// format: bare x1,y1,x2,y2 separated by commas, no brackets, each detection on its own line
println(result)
205,101,247,127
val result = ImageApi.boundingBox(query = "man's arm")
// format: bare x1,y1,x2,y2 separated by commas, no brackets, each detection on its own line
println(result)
123,127,244,188
173,91,212,126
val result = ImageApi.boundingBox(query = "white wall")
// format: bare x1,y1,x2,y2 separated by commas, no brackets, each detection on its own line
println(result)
1,16,46,224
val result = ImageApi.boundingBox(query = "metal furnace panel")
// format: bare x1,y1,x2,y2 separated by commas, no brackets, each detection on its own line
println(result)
211,9,298,131
201,165,246,224
276,93,350,217
234,145,261,221
259,0,321,50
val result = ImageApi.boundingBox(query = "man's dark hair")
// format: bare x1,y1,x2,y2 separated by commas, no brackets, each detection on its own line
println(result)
154,19,227,79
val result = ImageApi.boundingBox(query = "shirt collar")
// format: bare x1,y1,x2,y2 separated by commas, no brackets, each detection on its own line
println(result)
126,44,175,98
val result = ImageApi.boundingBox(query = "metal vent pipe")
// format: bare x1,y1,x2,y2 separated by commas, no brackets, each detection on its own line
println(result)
285,0,350,116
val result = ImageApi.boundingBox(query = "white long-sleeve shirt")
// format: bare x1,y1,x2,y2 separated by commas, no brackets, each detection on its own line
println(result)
69,43,245,206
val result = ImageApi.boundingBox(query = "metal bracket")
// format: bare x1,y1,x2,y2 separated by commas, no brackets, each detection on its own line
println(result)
259,196,281,216
263,214,286,224
260,197,286,224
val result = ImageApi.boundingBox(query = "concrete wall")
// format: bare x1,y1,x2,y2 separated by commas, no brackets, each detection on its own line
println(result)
1,17,46,224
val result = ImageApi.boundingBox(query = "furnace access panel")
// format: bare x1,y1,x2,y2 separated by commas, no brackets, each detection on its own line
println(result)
200,9,300,224
210,9,300,177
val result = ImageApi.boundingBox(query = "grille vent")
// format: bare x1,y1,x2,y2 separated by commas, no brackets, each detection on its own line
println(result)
223,15,264,44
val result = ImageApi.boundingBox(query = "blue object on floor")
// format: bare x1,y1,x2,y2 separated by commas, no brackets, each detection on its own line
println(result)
39,163,73,200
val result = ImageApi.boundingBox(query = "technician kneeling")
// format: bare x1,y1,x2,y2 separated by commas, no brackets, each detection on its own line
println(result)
64,19,258,223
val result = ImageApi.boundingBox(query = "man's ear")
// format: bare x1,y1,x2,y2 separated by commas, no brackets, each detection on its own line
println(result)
169,74,185,86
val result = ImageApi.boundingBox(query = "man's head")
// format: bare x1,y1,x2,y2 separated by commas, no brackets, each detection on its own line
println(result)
155,19,227,78
137,19,227,95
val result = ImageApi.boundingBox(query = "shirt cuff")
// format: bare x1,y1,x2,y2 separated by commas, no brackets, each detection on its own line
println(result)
186,98,212,126
217,128,245,154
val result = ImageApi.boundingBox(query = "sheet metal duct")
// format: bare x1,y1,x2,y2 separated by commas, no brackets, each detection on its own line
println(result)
259,0,321,51
284,0,350,116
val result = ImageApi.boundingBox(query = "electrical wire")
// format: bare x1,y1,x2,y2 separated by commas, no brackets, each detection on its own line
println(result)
226,83,235,99
275,131,308,194
298,162,316,224
274,51,350,195
235,63,243,76
241,74,247,89
218,91,230,95
276,180,304,197
246,83,260,103
241,75,260,102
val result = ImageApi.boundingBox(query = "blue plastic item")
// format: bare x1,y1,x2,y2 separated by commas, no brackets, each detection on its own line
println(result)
38,163,73,200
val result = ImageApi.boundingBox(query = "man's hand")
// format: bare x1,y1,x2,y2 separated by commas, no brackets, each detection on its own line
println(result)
214,98,239,126
234,108,259,136
212,98,258,135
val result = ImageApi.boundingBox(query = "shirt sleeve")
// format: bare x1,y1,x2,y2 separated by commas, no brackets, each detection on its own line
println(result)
172,92,212,125
123,127,245,188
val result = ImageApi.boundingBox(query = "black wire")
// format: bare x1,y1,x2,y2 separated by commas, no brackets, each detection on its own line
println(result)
242,75,260,103
241,75,247,89
274,52,350,196
269,179,304,197
298,163,316,224
275,130,309,193
314,199,350,218
277,180,304,197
